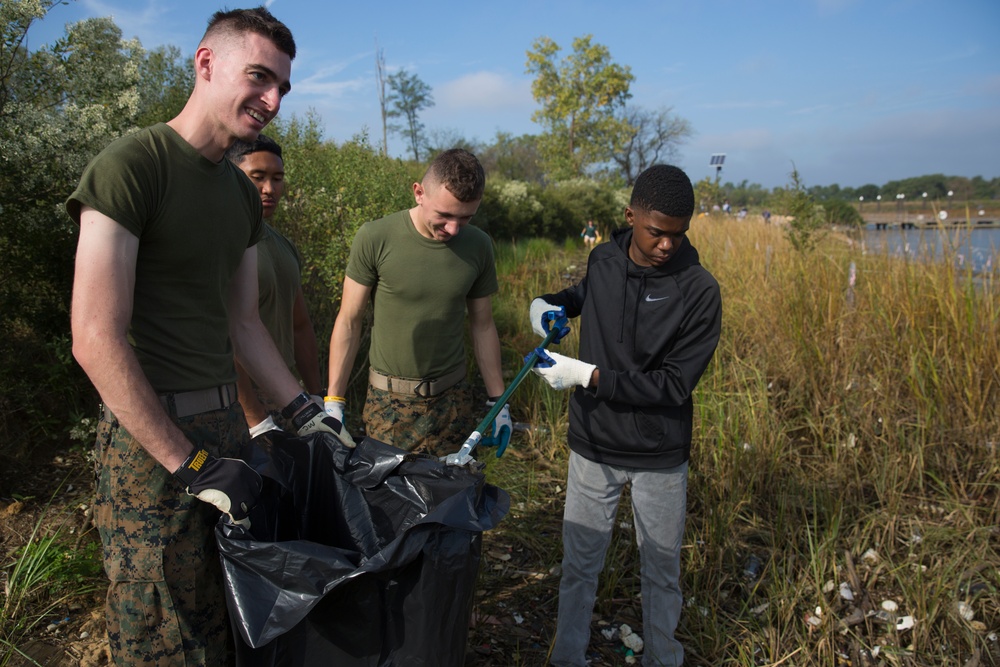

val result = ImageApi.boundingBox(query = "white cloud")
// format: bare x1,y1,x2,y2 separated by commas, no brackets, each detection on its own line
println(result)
434,71,533,112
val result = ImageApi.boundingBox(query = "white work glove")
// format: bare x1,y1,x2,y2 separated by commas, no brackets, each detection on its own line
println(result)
291,403,357,448
173,448,262,527
529,298,568,341
324,397,345,424
532,350,596,390
248,414,282,438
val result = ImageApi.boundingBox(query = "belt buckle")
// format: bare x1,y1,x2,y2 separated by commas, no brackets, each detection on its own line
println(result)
414,378,432,398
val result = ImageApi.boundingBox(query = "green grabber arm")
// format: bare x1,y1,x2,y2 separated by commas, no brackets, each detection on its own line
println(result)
444,324,563,466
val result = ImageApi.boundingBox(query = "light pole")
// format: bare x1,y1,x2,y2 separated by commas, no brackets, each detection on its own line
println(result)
876,194,882,212
922,192,927,210
896,193,906,227
858,196,864,213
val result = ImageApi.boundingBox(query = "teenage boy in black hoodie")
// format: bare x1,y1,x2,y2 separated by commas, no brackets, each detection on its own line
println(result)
529,164,722,667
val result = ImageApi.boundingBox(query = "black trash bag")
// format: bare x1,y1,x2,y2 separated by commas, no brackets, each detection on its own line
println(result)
216,430,509,667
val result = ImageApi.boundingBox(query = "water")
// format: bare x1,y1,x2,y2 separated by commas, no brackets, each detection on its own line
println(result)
859,225,999,274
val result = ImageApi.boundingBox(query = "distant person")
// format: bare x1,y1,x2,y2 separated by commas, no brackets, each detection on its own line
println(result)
67,8,350,664
226,134,324,436
581,219,598,247
529,164,722,667
326,148,510,457
722,199,731,215
762,209,772,224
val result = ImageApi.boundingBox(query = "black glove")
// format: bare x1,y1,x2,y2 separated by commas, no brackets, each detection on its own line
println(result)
291,402,357,448
174,448,262,526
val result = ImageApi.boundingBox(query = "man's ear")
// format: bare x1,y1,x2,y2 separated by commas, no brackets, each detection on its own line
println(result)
412,182,425,204
194,45,214,82
624,206,635,227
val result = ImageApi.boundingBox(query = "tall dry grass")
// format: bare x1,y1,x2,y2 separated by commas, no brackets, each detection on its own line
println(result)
484,218,999,665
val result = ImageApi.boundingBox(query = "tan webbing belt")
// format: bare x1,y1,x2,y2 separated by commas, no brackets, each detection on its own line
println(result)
368,367,465,398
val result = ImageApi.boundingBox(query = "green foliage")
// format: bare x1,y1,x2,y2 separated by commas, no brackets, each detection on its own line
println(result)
134,45,193,127
1,3,145,459
267,118,412,363
1,499,101,663
525,34,633,180
386,69,433,161
821,198,864,227
478,131,545,184
776,167,825,253
694,176,722,212
476,176,628,242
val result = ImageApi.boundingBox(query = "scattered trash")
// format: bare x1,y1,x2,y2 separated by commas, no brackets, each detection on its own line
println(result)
881,600,898,613
861,548,879,565
845,433,857,449
804,611,822,627
822,580,836,594
601,627,618,641
970,621,987,632
839,582,855,601
743,555,762,581
512,612,524,625
750,602,769,616
741,442,752,451
909,532,922,545
814,606,823,618
956,601,975,622
895,615,915,631
873,610,895,625
79,631,89,639
620,624,643,654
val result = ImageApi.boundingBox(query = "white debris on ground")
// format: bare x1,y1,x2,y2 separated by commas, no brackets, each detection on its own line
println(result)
620,624,644,654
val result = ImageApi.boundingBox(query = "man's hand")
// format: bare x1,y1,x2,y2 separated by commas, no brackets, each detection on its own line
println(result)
480,399,512,454
324,396,345,424
292,402,356,448
532,350,597,390
529,298,569,342
174,448,262,527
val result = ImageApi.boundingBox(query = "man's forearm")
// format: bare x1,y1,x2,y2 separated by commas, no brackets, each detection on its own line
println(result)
232,316,306,411
472,326,505,398
74,334,192,471
327,316,363,397
235,359,270,425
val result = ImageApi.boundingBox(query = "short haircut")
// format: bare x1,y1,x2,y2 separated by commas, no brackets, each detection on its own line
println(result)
423,149,486,202
630,165,695,218
203,6,296,60
225,133,283,165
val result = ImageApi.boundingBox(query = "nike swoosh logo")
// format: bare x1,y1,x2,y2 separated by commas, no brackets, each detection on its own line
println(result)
645,295,669,302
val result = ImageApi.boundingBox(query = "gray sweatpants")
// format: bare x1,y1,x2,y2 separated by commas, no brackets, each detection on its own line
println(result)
551,452,688,667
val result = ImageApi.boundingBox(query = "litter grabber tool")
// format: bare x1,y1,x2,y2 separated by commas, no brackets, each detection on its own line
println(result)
445,309,568,466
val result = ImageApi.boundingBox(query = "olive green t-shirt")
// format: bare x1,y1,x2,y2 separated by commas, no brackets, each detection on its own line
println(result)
257,222,303,369
67,123,265,392
346,210,498,379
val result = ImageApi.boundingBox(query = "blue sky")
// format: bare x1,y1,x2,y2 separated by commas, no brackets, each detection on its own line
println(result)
25,0,1000,189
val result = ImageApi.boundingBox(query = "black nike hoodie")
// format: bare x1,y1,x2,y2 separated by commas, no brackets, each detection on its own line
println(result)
539,227,722,469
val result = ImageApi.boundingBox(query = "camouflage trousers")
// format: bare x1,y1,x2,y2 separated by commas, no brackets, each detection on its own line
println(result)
362,380,481,457
94,403,248,666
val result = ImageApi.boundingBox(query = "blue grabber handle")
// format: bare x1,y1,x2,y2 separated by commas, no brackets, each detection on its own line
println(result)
444,315,566,466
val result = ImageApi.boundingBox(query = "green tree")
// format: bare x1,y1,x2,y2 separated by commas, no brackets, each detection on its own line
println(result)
135,44,192,127
386,69,434,161
1,2,145,458
478,131,545,184
525,34,633,180
613,105,692,185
